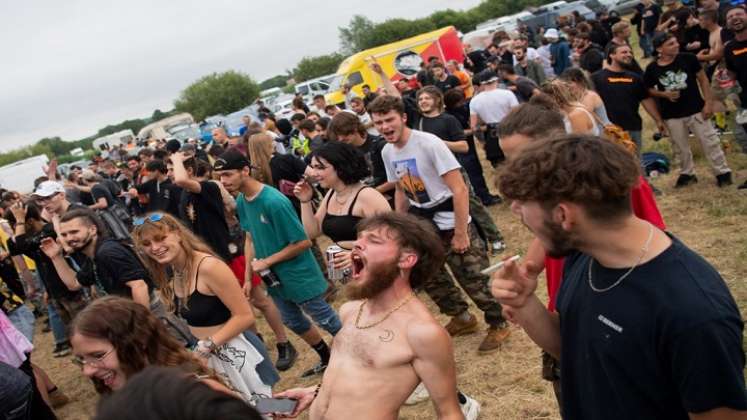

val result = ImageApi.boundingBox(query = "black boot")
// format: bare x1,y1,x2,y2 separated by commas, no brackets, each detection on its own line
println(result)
275,341,298,372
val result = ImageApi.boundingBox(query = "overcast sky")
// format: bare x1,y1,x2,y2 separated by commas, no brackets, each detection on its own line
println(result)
0,0,482,152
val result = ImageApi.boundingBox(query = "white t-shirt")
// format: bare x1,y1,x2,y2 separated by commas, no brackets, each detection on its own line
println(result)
358,112,380,136
382,130,467,230
469,88,519,125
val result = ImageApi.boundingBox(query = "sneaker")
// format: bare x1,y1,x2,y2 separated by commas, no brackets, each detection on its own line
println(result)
48,389,70,408
739,180,747,190
275,341,298,372
716,172,733,188
444,313,479,337
674,174,698,188
491,240,506,256
52,342,71,358
405,382,430,406
480,194,503,206
300,361,327,378
478,325,510,354
460,393,481,420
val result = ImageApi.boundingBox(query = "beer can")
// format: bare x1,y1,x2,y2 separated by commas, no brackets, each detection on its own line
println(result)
326,245,345,282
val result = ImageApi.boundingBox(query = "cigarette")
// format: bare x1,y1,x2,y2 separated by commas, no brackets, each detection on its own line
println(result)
481,255,521,275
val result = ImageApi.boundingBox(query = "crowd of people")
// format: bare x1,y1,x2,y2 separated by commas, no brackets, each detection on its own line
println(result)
1,1,747,419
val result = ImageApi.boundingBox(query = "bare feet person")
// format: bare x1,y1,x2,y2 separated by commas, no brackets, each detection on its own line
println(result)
276,213,465,420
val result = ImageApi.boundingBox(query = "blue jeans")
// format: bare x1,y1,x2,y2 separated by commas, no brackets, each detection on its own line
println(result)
7,305,35,344
640,33,653,57
47,303,67,345
270,294,341,337
0,361,32,420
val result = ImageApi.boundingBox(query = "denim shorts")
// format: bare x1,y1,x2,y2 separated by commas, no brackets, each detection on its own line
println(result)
270,294,341,337
8,305,35,344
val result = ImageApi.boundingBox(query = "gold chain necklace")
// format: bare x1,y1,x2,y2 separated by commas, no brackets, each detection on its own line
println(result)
355,293,415,329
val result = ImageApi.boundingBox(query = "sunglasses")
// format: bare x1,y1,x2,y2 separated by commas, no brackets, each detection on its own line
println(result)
133,213,164,226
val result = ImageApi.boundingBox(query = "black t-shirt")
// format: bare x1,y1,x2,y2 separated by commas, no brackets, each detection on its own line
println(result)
644,53,705,119
91,183,115,207
434,75,461,93
724,38,747,105
415,113,466,145
683,25,710,54
592,69,649,131
641,3,661,34
179,181,231,261
445,104,478,156
466,50,489,73
556,235,747,419
579,45,605,74
355,134,388,188
81,238,153,297
136,178,181,216
10,224,83,301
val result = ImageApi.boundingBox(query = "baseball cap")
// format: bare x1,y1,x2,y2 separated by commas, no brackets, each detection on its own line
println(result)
213,150,250,171
652,32,673,54
544,28,560,39
33,181,65,198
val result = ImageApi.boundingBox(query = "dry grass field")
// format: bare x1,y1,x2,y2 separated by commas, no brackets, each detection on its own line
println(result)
40,127,747,419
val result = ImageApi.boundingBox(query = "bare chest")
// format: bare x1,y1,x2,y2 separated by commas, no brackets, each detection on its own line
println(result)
333,323,414,369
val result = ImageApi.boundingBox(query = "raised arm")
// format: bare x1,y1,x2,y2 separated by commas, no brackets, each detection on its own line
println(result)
171,152,202,193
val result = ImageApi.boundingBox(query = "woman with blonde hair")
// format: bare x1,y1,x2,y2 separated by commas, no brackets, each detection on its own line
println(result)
247,133,306,211
132,213,274,402
538,80,601,135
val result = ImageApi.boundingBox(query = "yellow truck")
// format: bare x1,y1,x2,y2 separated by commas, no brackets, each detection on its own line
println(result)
325,26,465,106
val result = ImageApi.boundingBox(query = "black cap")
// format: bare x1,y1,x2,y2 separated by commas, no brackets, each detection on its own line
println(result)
477,69,499,85
213,149,250,171
651,32,672,55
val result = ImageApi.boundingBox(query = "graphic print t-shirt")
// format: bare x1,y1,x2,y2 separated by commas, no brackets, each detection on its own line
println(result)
382,130,464,230
644,53,704,119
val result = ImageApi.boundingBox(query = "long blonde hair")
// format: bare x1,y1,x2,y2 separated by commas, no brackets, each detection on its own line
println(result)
247,133,275,185
131,213,217,313
540,80,584,110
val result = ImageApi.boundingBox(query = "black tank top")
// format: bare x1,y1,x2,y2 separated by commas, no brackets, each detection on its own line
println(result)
177,256,231,327
321,187,368,244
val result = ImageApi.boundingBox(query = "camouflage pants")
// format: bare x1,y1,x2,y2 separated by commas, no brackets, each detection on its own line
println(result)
461,167,503,244
422,223,505,327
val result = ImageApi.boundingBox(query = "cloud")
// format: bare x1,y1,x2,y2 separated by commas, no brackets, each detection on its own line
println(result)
0,0,481,152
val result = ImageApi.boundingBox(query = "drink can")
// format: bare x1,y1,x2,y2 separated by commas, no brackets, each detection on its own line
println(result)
326,245,345,282
254,259,280,288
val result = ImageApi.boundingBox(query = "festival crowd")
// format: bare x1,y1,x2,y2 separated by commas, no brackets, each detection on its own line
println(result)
1,1,747,419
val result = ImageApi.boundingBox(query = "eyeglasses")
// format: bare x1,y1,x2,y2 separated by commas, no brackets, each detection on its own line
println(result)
71,348,114,368
133,213,164,226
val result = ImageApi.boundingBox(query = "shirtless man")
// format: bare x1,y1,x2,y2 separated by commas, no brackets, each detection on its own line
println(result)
275,212,465,420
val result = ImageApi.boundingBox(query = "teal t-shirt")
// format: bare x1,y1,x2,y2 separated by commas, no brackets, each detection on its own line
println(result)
236,185,326,303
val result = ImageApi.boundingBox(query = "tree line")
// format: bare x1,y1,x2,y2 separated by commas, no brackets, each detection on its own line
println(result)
1,0,542,167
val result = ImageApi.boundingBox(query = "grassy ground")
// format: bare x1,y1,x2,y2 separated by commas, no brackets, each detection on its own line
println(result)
34,29,747,420
42,134,747,419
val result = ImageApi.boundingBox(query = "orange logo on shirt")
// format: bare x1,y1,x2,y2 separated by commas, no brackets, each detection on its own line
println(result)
733,47,747,56
607,77,634,83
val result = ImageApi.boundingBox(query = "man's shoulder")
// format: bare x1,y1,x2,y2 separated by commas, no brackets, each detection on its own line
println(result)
95,238,131,259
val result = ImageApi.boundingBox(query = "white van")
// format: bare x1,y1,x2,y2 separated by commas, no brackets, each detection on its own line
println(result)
0,155,50,193
92,129,136,159
294,75,334,100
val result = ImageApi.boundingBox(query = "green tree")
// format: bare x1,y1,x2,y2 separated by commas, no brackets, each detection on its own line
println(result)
260,74,290,90
293,53,345,82
339,15,376,54
174,70,260,121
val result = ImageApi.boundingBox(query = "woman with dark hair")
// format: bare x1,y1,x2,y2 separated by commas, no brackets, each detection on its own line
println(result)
70,296,230,395
131,214,275,401
294,142,390,271
95,366,262,420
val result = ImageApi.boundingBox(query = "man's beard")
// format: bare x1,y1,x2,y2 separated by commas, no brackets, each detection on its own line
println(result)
69,231,94,252
541,218,578,258
345,253,401,300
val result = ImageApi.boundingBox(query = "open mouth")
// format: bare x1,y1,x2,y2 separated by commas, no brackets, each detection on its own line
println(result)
351,253,365,279
97,371,116,387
